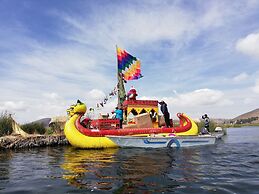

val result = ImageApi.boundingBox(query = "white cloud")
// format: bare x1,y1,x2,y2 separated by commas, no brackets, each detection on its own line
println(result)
139,88,235,119
1,1,259,123
244,97,253,104
233,72,248,82
88,89,106,100
58,0,241,51
236,33,259,58
43,92,60,100
253,79,259,94
61,8,194,48
164,88,231,107
0,101,27,112
17,46,109,85
12,98,70,124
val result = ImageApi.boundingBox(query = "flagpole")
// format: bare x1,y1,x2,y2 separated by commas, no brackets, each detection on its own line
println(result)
116,45,126,107
116,45,119,107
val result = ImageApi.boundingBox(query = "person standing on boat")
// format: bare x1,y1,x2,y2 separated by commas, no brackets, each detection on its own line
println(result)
202,114,210,133
113,106,123,128
159,101,172,127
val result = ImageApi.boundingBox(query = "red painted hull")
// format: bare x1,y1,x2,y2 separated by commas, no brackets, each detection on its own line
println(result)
75,113,192,137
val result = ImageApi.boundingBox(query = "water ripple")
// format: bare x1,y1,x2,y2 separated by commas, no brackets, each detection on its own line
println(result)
1,127,259,193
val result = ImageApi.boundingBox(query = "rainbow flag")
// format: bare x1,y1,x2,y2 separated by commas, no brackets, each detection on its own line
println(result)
117,47,143,80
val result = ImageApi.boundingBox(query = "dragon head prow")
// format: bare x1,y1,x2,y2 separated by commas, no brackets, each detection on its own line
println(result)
67,100,87,117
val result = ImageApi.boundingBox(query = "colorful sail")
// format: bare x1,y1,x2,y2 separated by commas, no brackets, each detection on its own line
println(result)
117,47,143,80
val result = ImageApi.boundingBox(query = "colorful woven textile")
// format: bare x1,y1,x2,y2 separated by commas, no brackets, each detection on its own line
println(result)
117,47,143,80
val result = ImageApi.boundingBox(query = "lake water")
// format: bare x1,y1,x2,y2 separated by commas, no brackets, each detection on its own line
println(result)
1,127,259,194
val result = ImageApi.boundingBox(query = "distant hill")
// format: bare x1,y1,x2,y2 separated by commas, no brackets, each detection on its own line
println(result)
232,108,259,124
31,118,51,128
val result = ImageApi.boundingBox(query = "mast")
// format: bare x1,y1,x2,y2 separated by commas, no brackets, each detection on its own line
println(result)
116,45,126,107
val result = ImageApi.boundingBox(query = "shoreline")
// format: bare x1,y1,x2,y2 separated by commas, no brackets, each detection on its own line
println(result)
219,124,259,128
0,134,68,149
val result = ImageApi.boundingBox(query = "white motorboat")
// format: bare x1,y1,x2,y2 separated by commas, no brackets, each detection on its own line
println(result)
107,132,224,148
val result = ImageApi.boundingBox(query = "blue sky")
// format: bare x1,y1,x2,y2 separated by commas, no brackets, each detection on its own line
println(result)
1,0,259,123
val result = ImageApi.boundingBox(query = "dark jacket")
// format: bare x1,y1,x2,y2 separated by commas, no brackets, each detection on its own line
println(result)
160,102,169,115
204,117,210,128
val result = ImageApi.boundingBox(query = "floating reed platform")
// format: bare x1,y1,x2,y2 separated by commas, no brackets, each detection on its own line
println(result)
0,134,68,149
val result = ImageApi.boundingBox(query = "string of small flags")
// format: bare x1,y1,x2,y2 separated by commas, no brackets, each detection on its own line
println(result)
90,86,117,110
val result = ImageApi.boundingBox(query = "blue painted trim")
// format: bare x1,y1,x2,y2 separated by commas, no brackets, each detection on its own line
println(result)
143,139,167,144
167,138,180,148
181,140,209,143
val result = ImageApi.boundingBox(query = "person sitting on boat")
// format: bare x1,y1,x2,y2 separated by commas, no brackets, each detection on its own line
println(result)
159,100,172,127
127,86,138,100
81,117,91,128
149,109,157,122
113,106,123,128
